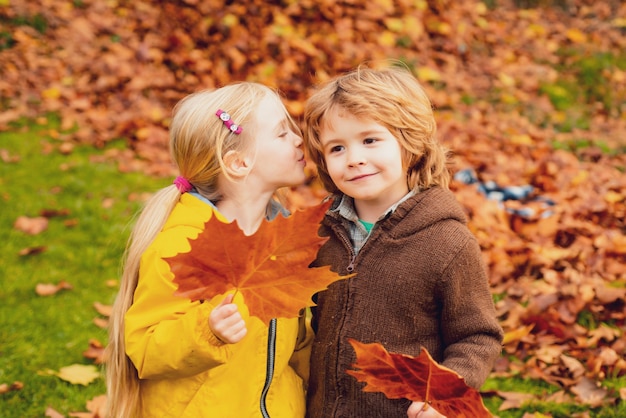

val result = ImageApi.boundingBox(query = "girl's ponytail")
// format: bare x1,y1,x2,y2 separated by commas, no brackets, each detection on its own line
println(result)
105,185,180,418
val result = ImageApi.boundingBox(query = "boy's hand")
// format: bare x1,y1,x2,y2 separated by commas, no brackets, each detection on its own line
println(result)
208,294,247,344
407,401,446,418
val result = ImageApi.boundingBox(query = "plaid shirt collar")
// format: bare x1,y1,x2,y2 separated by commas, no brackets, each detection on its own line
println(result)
331,189,417,253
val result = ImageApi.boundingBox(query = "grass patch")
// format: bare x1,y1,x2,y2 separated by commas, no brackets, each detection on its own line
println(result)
0,121,167,417
482,375,626,417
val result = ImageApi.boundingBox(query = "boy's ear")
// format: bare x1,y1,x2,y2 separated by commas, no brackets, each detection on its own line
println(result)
223,150,252,178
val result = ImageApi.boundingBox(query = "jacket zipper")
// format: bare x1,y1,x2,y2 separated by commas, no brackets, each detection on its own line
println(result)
346,254,356,273
337,226,357,274
260,318,277,418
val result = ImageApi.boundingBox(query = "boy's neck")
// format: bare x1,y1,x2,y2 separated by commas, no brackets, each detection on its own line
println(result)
352,189,413,223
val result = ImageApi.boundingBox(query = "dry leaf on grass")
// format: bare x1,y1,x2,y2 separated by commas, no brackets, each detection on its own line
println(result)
14,216,48,235
0,381,24,394
55,364,101,386
35,281,73,296
68,394,107,418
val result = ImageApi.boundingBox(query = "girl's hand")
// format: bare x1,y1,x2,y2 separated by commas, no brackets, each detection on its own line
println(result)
407,402,446,418
208,294,247,344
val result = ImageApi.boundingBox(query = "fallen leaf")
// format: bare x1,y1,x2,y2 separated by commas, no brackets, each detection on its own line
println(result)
93,302,112,317
0,148,20,163
14,216,48,235
166,202,349,323
101,198,115,209
82,339,106,364
570,377,608,407
39,208,71,218
64,218,80,228
55,364,101,386
495,391,536,410
105,279,118,287
18,246,47,256
45,407,65,418
93,317,109,329
346,339,492,417
35,281,73,296
0,381,24,394
68,394,107,418
502,324,535,345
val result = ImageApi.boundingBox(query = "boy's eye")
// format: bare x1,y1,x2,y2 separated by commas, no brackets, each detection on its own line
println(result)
329,145,344,153
364,137,376,144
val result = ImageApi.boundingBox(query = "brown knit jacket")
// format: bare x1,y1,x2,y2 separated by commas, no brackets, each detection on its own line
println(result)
306,187,504,418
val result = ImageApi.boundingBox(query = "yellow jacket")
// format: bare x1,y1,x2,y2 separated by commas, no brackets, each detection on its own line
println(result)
125,194,311,417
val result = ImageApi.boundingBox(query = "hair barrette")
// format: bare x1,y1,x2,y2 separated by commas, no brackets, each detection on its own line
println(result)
216,109,243,134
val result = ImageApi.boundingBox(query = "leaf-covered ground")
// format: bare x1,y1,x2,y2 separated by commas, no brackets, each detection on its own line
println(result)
1,0,626,412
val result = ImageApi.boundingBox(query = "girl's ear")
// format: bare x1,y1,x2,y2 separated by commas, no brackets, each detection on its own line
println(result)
223,150,252,178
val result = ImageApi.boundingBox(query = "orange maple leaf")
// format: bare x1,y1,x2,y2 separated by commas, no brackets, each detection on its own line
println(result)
164,201,347,323
347,339,493,418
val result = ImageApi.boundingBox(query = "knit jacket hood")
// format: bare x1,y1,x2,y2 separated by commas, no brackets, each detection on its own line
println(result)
306,187,503,418
124,193,311,417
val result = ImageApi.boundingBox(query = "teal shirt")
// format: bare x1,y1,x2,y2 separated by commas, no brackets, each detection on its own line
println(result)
358,219,374,233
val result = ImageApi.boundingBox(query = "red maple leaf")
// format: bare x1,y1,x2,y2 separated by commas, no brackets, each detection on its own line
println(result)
164,201,348,323
347,339,493,417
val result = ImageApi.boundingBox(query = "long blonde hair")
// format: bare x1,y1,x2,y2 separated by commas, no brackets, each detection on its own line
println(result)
303,66,450,193
105,82,297,417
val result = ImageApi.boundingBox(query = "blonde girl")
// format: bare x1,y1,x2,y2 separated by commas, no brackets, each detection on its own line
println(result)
106,82,311,418
303,66,503,418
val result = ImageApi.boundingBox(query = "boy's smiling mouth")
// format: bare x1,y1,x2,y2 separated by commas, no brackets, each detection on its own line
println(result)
348,173,376,181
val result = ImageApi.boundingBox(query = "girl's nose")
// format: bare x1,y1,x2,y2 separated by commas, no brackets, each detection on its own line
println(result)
292,131,303,147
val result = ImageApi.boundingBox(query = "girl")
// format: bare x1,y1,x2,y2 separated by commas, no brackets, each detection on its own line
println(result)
303,67,504,418
105,82,311,418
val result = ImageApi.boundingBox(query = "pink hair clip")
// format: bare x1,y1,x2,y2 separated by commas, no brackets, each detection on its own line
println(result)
216,109,243,134
173,176,193,194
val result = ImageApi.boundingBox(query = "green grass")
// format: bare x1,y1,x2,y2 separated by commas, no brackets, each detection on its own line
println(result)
0,120,167,417
482,375,626,417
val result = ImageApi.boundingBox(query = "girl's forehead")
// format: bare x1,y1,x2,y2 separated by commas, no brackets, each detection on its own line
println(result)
255,95,283,117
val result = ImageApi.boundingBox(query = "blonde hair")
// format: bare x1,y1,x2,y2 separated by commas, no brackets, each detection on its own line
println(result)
105,82,296,418
303,66,450,194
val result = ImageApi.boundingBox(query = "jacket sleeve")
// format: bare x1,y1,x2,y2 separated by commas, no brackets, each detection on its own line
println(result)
124,239,233,380
438,235,504,389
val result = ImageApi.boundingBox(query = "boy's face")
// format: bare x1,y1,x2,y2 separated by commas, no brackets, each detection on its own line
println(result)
319,106,409,219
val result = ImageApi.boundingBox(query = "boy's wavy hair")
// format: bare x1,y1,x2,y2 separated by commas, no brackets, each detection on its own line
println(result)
303,66,450,194
104,82,299,418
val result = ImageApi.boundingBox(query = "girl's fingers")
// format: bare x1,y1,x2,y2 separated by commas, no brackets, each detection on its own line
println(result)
209,294,247,343
218,293,234,307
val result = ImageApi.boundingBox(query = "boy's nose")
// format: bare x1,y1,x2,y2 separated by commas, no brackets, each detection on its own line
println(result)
347,151,366,166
